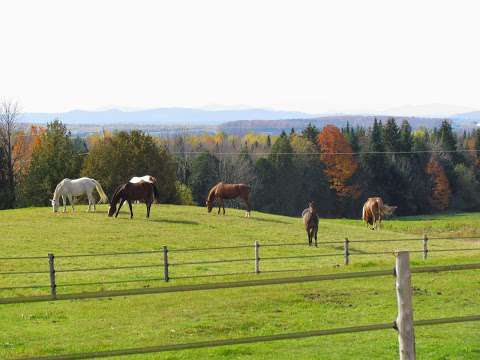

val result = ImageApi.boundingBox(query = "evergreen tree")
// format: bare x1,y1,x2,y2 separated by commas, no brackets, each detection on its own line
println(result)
384,118,401,154
189,151,220,205
361,119,390,199
399,120,413,153
301,123,319,147
0,146,9,209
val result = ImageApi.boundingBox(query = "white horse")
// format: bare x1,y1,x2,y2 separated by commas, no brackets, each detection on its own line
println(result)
51,177,108,213
129,175,156,184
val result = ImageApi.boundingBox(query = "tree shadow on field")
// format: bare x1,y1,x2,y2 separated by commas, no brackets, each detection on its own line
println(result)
150,219,199,225
248,217,290,224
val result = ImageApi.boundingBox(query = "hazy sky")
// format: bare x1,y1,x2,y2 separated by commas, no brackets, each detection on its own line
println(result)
1,0,479,113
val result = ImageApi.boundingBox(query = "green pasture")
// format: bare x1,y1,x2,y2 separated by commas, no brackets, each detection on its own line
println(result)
0,205,479,359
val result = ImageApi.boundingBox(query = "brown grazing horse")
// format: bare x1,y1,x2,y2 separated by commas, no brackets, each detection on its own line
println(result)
302,201,319,246
108,181,159,219
362,197,397,230
206,182,252,217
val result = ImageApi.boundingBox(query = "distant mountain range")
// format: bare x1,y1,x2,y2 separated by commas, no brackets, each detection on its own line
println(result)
19,106,480,136
21,108,316,126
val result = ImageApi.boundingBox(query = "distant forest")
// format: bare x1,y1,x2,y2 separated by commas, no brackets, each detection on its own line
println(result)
2,108,480,217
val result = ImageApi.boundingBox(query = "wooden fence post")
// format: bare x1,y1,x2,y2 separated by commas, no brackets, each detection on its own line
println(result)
395,251,416,360
344,238,349,265
422,234,428,260
254,241,260,274
163,246,169,282
48,253,56,298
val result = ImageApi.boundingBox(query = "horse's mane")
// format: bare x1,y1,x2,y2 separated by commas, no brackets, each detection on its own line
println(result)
110,183,126,205
53,180,66,199
207,183,219,202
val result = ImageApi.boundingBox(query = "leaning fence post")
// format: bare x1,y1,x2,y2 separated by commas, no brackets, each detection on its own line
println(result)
344,238,349,265
254,241,260,274
48,253,56,298
163,246,169,282
395,251,416,360
422,234,428,261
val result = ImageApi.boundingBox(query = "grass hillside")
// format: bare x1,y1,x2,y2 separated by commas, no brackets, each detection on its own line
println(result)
0,205,479,359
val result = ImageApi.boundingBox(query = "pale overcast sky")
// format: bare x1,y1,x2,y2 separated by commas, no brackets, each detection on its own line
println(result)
1,0,479,113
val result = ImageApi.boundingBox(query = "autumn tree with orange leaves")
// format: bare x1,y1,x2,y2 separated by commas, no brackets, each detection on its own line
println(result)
12,125,45,176
426,156,451,210
317,125,358,197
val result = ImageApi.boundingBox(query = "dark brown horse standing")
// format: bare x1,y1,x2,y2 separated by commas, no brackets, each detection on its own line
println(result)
206,182,252,217
302,201,319,246
108,181,159,219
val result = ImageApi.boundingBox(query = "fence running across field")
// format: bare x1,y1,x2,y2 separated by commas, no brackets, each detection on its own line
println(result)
0,234,479,295
4,254,480,360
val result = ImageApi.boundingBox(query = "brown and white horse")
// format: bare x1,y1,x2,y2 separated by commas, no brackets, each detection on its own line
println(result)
108,181,159,219
206,182,252,217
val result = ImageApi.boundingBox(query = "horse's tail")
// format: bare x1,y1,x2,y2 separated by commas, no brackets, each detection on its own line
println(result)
152,183,160,203
92,179,109,203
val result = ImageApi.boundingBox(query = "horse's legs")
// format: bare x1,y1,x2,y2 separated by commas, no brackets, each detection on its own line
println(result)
115,199,125,217
222,199,225,215
62,195,67,212
244,197,251,218
146,201,151,218
86,192,93,212
217,199,221,215
127,200,133,219
314,226,318,247
67,194,75,212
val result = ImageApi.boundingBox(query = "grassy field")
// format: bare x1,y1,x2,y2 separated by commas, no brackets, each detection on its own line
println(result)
0,204,479,359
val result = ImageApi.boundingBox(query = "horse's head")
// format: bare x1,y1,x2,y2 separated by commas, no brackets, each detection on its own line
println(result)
308,201,317,212
51,198,59,212
206,200,213,213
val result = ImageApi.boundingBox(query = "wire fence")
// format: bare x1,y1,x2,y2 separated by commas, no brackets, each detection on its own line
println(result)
0,234,479,294
5,258,480,359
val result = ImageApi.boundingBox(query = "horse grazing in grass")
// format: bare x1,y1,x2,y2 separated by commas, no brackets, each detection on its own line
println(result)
108,181,159,219
302,201,319,246
362,197,397,230
51,177,108,213
206,182,251,217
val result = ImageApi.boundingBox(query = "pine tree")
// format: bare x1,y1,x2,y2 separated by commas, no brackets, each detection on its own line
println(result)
0,146,9,209
301,123,319,147
189,151,220,205
399,120,413,153
384,118,401,154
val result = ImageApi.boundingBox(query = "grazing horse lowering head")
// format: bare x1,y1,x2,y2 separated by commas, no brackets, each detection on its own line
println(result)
51,198,59,212
206,199,214,213
107,202,116,217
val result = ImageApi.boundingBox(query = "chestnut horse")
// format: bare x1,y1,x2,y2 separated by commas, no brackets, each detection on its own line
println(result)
206,182,251,217
108,181,159,219
302,201,319,246
362,197,397,230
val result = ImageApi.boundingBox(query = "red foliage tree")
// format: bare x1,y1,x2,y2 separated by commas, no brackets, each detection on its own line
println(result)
317,125,358,197
426,156,451,210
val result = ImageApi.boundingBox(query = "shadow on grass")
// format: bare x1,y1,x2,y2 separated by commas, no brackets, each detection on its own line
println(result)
150,219,199,225
248,217,290,224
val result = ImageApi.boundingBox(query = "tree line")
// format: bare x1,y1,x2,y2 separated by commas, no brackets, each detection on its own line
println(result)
2,102,480,218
